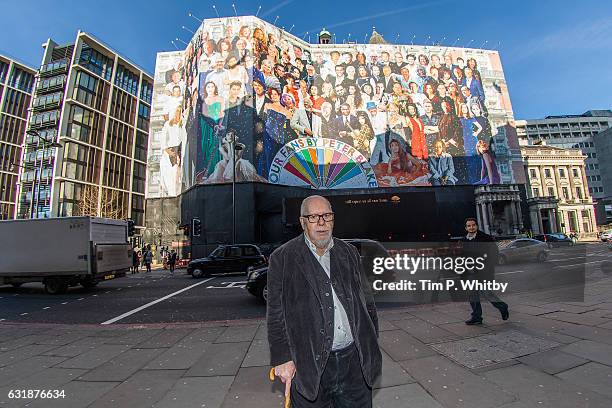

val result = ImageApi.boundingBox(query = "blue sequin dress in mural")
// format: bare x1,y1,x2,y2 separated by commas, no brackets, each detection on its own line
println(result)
199,102,223,179
460,117,480,184
257,109,288,179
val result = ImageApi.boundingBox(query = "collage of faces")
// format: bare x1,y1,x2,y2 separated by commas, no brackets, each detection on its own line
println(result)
152,16,506,196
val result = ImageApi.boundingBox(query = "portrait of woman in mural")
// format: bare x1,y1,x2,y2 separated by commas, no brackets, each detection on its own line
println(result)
374,139,429,187
459,102,482,184
475,139,500,185
196,81,225,184
160,106,187,196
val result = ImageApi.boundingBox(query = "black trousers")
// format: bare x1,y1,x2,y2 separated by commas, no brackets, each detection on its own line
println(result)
469,290,507,320
290,343,372,408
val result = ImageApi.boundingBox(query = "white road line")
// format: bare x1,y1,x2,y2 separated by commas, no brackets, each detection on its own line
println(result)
61,302,68,305
43,307,50,310
0,319,5,321
77,298,84,301
497,270,526,275
555,260,605,268
20,313,28,316
101,277,215,325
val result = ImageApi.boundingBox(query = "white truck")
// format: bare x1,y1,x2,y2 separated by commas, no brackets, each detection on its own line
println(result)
0,217,132,294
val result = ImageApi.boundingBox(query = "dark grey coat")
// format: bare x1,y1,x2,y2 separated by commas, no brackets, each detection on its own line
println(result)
267,235,382,401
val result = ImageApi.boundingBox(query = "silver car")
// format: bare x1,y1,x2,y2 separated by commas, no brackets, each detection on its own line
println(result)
499,238,549,265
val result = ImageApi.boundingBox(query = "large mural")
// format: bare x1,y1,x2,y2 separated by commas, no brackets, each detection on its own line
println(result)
147,16,517,198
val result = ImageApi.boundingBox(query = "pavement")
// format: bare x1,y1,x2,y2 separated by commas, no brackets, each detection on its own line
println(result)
2,270,612,406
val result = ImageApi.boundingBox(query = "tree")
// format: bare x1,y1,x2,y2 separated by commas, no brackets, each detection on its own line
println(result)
75,185,124,219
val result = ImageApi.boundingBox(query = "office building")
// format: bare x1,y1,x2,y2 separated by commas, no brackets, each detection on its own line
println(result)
521,143,596,237
0,55,36,219
593,128,612,227
16,31,152,236
516,110,612,224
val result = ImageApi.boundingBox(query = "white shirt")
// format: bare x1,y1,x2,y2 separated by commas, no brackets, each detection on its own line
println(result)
303,234,354,350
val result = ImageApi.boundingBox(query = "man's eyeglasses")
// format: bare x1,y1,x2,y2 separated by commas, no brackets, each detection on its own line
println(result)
301,213,335,223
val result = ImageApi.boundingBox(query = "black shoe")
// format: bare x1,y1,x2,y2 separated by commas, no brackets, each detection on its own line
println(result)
465,317,483,325
501,307,509,321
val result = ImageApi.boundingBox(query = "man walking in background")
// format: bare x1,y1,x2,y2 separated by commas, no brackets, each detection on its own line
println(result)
461,218,510,325
267,195,381,407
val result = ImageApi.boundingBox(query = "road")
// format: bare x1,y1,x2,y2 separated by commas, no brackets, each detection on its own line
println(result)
1,243,610,325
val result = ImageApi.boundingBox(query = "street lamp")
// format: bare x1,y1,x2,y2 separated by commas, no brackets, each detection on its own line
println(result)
228,129,244,244
25,130,62,219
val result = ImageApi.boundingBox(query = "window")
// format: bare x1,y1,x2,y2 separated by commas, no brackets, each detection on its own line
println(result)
137,103,150,131
3,88,32,118
544,169,551,178
110,87,136,124
132,162,145,194
547,187,555,197
532,188,540,197
140,79,152,104
572,168,579,178
559,168,565,178
61,142,101,184
72,70,110,111
575,187,583,199
114,64,139,96
243,246,257,256
106,119,133,157
562,187,569,200
529,169,537,179
8,66,35,93
78,43,113,81
134,131,148,162
131,194,144,226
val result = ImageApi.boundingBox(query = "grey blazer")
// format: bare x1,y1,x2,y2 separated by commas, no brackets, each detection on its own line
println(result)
267,235,382,400
290,108,312,136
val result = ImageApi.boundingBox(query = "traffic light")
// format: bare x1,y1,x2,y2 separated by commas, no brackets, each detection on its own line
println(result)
192,218,201,237
127,219,135,236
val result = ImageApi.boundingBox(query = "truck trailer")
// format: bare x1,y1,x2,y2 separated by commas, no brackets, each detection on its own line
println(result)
0,217,132,294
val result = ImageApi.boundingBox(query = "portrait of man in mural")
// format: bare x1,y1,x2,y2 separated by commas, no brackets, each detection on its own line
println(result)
147,16,515,197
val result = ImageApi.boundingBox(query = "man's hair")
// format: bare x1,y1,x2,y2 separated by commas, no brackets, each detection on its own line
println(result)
300,195,332,216
464,217,478,226
229,81,242,89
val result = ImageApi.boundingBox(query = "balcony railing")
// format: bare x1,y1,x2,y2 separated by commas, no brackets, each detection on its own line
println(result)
39,59,68,77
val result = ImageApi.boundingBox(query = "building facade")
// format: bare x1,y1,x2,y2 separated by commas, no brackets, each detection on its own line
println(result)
593,128,612,227
16,32,152,235
521,144,596,237
0,55,36,220
516,110,612,224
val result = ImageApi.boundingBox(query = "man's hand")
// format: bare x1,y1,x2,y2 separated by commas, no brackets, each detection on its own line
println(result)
274,360,296,398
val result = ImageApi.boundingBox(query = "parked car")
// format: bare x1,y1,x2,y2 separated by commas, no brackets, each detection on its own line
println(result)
533,233,575,248
246,238,392,303
187,244,267,278
600,231,612,242
498,238,549,265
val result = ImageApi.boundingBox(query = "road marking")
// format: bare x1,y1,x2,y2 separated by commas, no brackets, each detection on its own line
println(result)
61,302,68,305
206,281,247,289
43,307,50,310
20,313,28,316
497,270,526,275
101,277,215,325
0,319,5,321
77,298,84,301
555,260,605,268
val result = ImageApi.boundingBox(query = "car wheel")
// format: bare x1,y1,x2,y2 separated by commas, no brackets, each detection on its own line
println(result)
537,252,548,262
261,284,268,303
192,268,204,278
498,255,507,265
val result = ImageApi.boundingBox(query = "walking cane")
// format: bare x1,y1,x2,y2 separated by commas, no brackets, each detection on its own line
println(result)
269,367,291,408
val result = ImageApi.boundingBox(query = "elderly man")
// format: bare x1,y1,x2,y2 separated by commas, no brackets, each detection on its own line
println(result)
268,195,381,407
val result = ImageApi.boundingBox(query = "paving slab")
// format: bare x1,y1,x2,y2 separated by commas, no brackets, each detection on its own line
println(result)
78,348,165,381
517,349,589,374
561,340,612,366
136,327,195,348
57,344,131,370
408,309,463,325
374,351,415,389
253,324,267,340
392,317,459,344
102,328,163,346
430,337,516,369
40,336,109,358
176,326,226,346
378,319,398,331
215,324,259,343
186,341,250,377
373,383,444,408
87,370,184,408
242,339,270,367
484,363,612,408
0,343,59,367
544,312,611,326
556,362,612,399
401,355,515,408
0,355,67,387
153,376,234,408
378,330,436,362
144,342,211,370
220,365,281,408
24,380,121,408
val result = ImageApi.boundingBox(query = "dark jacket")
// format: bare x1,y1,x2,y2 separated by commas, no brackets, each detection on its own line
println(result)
267,235,382,400
460,230,498,280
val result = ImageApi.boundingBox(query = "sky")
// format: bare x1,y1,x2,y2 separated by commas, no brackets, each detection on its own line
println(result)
1,0,610,119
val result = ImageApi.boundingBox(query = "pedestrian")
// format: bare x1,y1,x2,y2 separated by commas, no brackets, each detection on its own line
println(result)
267,195,382,407
461,217,509,325
131,248,140,274
168,250,177,274
143,245,153,273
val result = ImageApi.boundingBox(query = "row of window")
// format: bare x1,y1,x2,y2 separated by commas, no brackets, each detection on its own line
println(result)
72,70,110,112
29,110,59,127
532,186,584,200
590,187,604,194
0,114,26,145
67,104,105,147
102,151,131,190
32,91,62,110
106,119,133,157
78,44,113,81
526,122,609,130
588,175,602,182
6,67,35,93
114,64,139,96
39,59,68,76
586,163,600,170
137,103,150,131
61,141,101,184
0,143,21,173
109,87,136,124
36,75,66,93
140,80,152,104
3,88,31,118
0,60,8,83
529,167,582,180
